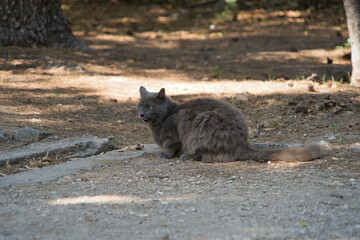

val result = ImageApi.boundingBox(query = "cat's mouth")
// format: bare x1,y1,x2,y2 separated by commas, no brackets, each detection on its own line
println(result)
138,114,149,122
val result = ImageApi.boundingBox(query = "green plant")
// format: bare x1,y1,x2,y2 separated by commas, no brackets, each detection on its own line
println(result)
336,38,351,49
338,137,343,144
216,9,232,22
267,74,275,81
300,222,308,227
210,66,222,79
344,38,351,48
295,74,306,80
330,123,338,134
215,0,238,22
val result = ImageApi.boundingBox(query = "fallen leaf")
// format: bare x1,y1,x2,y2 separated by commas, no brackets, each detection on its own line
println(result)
118,144,145,152
135,144,144,150
300,222,308,227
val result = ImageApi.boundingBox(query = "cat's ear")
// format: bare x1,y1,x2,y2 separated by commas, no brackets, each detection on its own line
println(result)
139,86,148,98
156,88,166,101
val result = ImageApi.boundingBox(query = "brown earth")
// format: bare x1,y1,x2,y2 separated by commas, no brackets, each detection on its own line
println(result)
1,3,360,239
0,2,359,174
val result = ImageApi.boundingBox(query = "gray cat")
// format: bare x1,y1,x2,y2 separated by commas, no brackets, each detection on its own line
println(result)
137,86,323,162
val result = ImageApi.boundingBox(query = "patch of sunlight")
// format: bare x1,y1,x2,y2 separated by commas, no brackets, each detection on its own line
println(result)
94,34,136,43
48,194,198,206
106,76,130,83
48,195,144,205
77,75,323,102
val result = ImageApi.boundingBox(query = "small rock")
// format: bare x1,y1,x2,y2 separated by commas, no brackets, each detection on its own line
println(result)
223,180,233,184
287,81,294,87
329,180,344,187
0,136,114,166
71,65,85,73
0,131,9,141
235,94,248,102
13,127,52,142
330,193,343,198
348,178,357,185
328,136,337,141
161,233,170,240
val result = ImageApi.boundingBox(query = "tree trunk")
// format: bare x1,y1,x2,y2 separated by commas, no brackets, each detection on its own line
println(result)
344,0,360,86
0,0,90,52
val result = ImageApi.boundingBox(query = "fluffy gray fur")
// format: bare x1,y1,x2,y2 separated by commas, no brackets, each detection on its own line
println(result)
137,86,323,162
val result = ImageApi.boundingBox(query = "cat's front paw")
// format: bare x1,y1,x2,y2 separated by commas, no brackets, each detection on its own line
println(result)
155,151,174,159
180,154,191,161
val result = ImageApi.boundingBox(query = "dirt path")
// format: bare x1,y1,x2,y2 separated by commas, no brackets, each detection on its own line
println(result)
1,2,360,239
1,144,360,239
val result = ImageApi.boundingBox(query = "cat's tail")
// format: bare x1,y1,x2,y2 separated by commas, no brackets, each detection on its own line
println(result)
243,143,323,162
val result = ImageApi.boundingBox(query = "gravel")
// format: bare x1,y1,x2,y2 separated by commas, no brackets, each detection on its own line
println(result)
0,144,359,239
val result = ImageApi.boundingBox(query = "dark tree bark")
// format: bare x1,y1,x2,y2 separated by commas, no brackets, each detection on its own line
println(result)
344,0,360,86
0,0,90,52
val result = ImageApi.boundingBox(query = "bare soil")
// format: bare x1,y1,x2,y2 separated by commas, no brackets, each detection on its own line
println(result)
1,2,359,175
1,146,360,239
0,2,360,239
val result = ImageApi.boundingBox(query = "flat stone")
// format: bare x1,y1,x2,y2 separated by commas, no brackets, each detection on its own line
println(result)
0,144,159,187
0,136,114,166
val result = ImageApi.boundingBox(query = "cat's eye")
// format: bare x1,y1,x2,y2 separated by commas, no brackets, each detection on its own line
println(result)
147,105,153,110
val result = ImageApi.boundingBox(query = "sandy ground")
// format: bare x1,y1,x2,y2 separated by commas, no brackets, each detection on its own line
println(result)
0,2,360,239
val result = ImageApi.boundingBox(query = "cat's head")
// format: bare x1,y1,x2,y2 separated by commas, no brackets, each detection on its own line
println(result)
137,86,169,123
